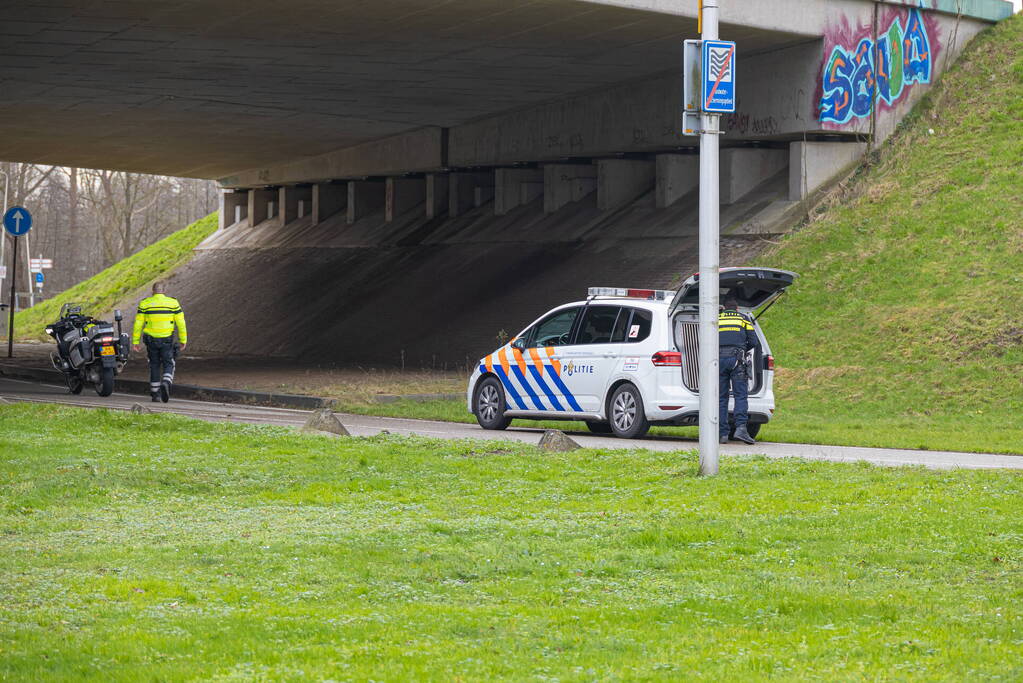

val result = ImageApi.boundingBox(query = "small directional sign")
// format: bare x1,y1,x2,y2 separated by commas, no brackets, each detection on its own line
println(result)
701,40,736,113
2,207,32,236
29,258,53,270
34,272,44,284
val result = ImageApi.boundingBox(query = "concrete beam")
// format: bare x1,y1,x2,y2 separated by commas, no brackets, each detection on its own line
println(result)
425,174,449,219
247,188,273,227
448,172,492,218
655,154,699,208
277,185,311,227
220,127,446,189
220,190,248,229
597,159,654,211
347,180,385,224
312,183,346,225
495,168,543,216
386,178,426,222
720,148,788,204
789,141,867,200
543,164,597,214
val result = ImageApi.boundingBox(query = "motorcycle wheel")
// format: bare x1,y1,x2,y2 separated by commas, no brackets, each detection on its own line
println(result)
95,367,114,397
67,373,84,395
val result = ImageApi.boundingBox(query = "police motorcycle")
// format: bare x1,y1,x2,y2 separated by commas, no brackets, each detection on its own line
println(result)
45,303,130,397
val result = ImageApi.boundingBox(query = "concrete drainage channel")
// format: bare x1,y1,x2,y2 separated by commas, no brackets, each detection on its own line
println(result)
0,364,461,411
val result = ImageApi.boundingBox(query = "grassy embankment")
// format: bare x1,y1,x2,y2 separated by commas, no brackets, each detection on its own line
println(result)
345,16,1023,455
2,402,1022,680
12,212,218,341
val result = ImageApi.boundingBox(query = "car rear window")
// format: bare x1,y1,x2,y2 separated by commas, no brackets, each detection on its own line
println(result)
624,308,652,343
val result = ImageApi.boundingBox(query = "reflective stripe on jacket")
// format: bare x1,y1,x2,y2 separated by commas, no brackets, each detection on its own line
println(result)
132,293,187,344
718,308,759,352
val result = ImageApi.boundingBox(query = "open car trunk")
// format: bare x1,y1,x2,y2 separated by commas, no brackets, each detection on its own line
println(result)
669,267,797,394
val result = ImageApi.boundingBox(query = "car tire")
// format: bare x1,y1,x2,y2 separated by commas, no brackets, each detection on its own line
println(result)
585,421,613,434
473,376,511,430
608,383,650,439
728,421,761,439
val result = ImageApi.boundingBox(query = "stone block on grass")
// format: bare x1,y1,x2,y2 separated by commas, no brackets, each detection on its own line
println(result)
537,429,580,452
302,408,351,436
130,403,152,414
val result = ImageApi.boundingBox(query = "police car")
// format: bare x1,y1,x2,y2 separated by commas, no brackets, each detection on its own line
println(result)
467,267,797,439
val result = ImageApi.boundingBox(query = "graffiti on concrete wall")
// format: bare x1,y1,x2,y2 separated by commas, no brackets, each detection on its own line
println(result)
820,8,934,124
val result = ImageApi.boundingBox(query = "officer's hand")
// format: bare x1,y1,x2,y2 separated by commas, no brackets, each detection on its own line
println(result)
179,343,186,351
132,344,140,352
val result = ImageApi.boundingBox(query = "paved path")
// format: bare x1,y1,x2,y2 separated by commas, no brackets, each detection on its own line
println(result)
2,376,1020,471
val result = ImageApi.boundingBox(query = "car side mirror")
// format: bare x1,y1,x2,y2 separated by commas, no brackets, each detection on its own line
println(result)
511,337,527,351
114,309,123,322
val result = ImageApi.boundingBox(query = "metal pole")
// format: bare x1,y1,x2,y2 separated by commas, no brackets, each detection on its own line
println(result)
0,170,7,293
7,235,18,358
23,230,33,308
698,0,721,476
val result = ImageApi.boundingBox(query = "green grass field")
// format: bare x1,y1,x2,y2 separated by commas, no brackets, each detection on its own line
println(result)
13,212,218,341
2,403,1022,680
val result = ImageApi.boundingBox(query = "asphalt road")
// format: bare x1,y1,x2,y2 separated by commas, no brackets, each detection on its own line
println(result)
2,376,1020,471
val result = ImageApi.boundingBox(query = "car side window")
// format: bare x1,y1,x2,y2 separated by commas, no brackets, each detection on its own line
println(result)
575,306,622,345
624,308,652,343
529,307,581,347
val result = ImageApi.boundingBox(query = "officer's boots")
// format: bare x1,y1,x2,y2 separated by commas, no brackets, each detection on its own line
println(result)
733,425,756,445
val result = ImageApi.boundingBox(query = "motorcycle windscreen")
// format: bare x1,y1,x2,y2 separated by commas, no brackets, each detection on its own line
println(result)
669,267,797,316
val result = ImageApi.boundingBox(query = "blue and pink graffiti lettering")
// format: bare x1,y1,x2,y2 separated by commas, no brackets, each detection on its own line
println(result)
820,9,932,124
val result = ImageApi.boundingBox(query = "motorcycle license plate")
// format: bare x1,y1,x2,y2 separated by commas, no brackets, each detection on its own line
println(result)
100,345,115,356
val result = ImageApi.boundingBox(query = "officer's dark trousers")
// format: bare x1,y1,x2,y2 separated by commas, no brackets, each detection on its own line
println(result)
719,354,749,436
144,336,176,394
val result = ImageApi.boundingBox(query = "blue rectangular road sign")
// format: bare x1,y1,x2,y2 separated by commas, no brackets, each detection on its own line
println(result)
34,272,44,284
701,40,736,113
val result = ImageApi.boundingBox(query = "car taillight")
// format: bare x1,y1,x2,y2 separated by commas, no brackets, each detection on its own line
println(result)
765,355,775,371
651,351,682,367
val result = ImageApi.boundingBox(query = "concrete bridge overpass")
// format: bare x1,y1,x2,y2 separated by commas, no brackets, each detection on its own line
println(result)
0,0,1011,363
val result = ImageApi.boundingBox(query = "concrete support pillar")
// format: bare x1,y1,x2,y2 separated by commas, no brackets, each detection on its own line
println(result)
655,154,699,208
386,178,426,222
247,188,273,227
347,180,386,225
426,174,449,219
448,172,491,218
312,183,346,225
543,164,597,214
789,141,867,201
596,159,654,211
277,185,310,227
221,190,248,229
720,148,788,204
494,168,543,216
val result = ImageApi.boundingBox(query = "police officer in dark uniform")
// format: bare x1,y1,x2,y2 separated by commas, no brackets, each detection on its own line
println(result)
719,294,760,444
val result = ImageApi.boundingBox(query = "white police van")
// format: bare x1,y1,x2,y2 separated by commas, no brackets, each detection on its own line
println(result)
467,267,796,439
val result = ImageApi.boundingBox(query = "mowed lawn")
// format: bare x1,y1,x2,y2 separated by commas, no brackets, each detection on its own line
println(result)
1,404,1022,680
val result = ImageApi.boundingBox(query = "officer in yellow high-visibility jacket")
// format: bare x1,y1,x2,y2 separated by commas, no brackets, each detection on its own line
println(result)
718,294,760,445
132,282,187,403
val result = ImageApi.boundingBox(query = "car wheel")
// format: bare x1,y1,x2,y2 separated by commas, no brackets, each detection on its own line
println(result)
728,421,761,439
608,384,649,439
474,376,511,430
585,421,613,434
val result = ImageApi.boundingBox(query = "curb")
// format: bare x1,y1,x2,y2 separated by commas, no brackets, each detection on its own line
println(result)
0,363,462,410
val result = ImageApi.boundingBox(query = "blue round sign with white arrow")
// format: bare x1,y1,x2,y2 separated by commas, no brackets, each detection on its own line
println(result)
3,206,33,236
